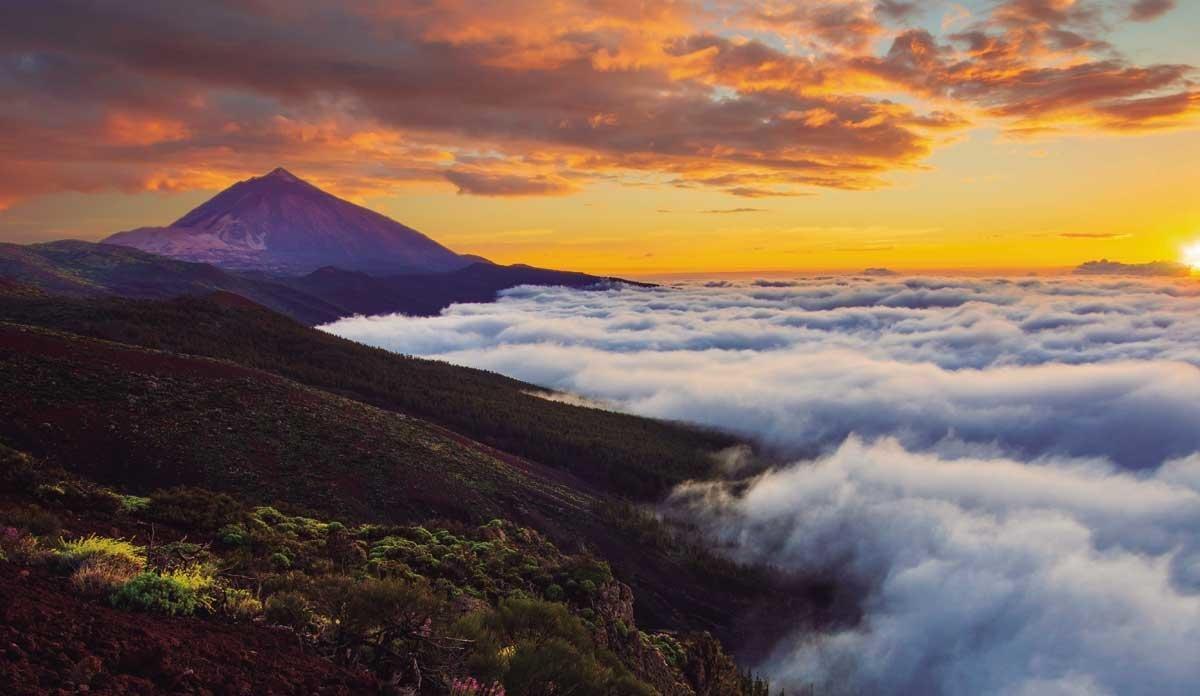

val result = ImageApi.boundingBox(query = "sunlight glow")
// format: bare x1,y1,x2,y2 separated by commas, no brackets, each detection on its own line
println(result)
1183,241,1200,269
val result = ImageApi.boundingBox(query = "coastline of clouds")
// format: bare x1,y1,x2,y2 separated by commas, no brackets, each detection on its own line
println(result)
322,276,1200,694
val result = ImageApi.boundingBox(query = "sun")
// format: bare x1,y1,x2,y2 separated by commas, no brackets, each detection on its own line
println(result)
1184,241,1200,270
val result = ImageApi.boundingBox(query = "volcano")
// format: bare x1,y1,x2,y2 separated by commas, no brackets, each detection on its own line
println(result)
103,168,475,274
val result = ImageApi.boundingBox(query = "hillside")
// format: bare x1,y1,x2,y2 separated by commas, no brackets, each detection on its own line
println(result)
104,168,472,275
0,240,343,324
0,443,764,695
0,292,839,652
0,292,727,498
0,323,591,527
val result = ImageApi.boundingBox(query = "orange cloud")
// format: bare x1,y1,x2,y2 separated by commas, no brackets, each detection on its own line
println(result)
445,170,580,197
0,0,1193,210
105,111,190,146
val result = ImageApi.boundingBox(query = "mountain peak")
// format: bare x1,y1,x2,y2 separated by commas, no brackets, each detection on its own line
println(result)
262,167,302,183
102,170,478,275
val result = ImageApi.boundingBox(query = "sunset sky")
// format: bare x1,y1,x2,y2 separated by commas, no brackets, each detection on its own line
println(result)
1,0,1197,274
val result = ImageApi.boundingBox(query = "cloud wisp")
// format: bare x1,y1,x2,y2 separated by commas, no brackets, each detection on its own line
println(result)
322,276,1200,694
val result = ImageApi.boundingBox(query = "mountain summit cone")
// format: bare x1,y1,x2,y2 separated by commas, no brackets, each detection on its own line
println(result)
105,168,474,274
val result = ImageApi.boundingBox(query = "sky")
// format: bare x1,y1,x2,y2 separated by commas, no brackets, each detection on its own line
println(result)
1,0,1198,273
321,276,1200,694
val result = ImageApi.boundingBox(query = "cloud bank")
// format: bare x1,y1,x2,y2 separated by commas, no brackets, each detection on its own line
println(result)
322,276,1200,694
673,439,1200,695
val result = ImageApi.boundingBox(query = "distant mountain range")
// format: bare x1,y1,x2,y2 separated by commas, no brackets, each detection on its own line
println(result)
104,168,475,275
2,168,644,324
1074,259,1192,277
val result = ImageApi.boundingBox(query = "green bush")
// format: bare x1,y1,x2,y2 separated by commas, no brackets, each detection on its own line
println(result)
218,588,263,620
145,487,240,531
118,494,150,513
315,576,438,640
455,598,654,695
218,524,249,547
111,572,199,616
60,484,123,515
264,591,311,630
645,632,686,668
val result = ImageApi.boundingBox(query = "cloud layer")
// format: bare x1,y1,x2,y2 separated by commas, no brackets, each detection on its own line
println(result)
673,438,1200,695
1,0,1195,207
323,275,1200,694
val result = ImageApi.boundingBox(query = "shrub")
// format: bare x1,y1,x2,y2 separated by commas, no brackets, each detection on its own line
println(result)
0,445,40,490
0,527,44,564
314,576,439,640
218,524,249,547
253,506,285,525
164,564,215,595
454,598,653,694
264,591,311,630
567,557,613,587
145,487,240,531
111,572,199,616
118,495,150,513
71,556,141,596
218,588,263,620
59,484,122,515
269,551,292,569
56,535,145,572
1,505,63,537
544,583,565,602
645,632,685,668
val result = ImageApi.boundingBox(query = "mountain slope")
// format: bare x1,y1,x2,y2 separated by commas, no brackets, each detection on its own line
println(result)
0,291,731,498
0,441,767,695
0,240,343,324
104,168,473,274
0,322,593,527
0,293,824,652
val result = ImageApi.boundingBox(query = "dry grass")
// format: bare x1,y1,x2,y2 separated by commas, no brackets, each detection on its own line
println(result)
71,556,142,596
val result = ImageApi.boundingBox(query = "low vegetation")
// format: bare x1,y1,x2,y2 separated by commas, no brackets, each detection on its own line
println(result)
0,442,776,694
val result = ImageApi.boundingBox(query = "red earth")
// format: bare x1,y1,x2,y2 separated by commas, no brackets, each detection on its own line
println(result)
0,565,379,695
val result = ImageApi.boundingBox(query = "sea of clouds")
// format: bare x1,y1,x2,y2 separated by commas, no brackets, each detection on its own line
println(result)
323,276,1200,695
